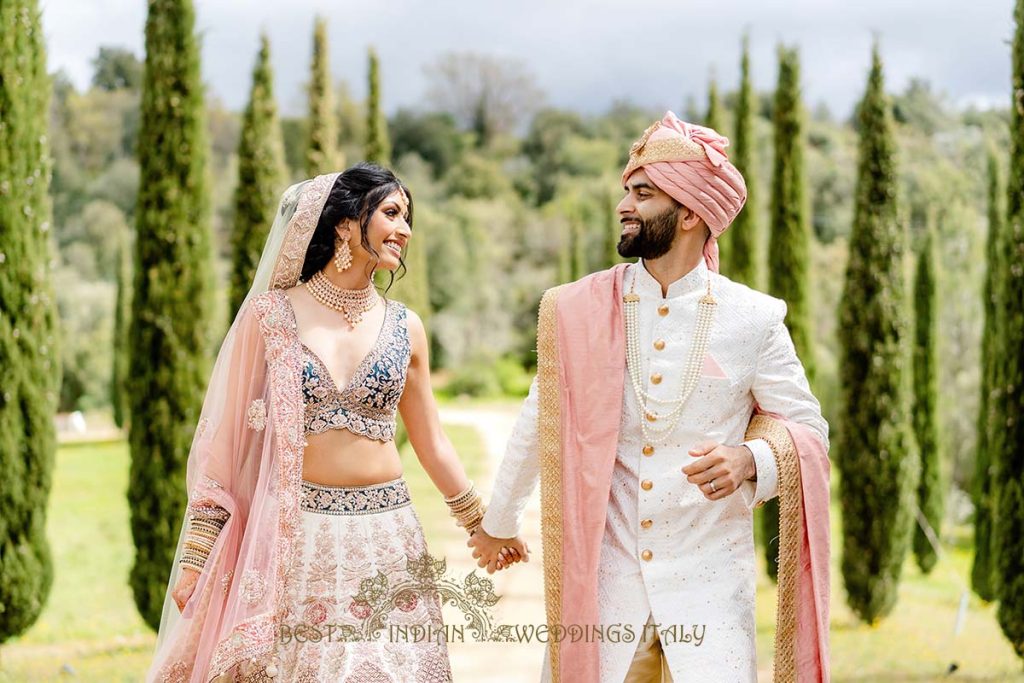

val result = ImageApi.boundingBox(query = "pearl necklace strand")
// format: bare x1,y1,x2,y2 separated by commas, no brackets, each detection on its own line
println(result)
624,266,717,445
305,270,379,329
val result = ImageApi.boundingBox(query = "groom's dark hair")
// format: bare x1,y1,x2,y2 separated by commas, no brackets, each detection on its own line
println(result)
300,162,414,292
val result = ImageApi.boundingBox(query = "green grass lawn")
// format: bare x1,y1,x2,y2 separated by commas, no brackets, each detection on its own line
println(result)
1,429,1022,681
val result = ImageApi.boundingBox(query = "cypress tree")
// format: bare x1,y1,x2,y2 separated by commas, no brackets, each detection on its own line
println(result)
768,46,815,380
994,0,1024,658
912,222,942,574
305,16,341,176
365,47,391,165
837,44,916,624
705,76,723,131
129,0,214,630
705,77,726,268
971,151,1003,601
727,35,760,289
762,45,815,581
229,34,285,319
112,226,132,429
0,0,61,643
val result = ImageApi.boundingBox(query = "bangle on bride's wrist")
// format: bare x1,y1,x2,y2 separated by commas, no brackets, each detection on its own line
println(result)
445,483,485,536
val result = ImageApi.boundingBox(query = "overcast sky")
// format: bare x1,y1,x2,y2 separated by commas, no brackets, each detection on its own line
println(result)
42,0,1011,120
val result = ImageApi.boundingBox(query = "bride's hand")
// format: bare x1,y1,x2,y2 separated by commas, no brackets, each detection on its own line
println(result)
468,529,530,574
172,567,201,612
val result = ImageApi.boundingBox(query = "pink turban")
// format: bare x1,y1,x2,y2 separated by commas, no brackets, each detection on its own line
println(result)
622,111,747,273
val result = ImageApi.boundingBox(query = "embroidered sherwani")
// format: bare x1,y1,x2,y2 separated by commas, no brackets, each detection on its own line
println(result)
482,259,829,682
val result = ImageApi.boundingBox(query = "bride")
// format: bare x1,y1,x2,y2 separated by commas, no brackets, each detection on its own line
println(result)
146,163,516,682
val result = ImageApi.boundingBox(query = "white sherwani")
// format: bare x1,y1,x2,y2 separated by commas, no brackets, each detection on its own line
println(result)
481,259,829,683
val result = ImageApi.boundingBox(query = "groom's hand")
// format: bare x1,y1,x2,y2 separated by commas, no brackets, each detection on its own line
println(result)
468,528,530,574
682,440,756,501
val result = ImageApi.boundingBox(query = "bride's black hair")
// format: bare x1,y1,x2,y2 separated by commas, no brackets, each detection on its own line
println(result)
299,162,413,292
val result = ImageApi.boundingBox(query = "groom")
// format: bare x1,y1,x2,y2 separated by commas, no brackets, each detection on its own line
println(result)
469,112,831,682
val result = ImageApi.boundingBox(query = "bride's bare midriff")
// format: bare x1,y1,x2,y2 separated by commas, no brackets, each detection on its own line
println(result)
301,428,404,486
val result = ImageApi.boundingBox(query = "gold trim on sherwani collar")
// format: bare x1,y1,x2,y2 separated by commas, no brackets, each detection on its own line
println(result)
537,284,566,683
622,121,707,180
745,413,801,682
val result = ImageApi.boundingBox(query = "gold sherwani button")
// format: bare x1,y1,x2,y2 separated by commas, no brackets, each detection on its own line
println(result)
650,373,662,385
641,518,653,529
641,549,653,561
645,413,657,422
653,339,666,351
641,479,653,491
658,304,669,316
642,445,654,456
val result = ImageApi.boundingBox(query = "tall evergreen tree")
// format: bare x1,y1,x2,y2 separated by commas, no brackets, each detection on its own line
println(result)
994,0,1024,659
129,0,214,630
768,46,815,381
705,76,727,267
305,16,340,176
912,221,942,574
726,35,760,288
230,34,286,319
112,226,132,429
705,76,723,131
762,45,815,581
365,47,391,165
972,150,1003,601
837,44,916,624
0,0,61,643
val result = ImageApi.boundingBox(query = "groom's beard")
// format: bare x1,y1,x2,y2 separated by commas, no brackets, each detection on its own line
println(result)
617,206,680,260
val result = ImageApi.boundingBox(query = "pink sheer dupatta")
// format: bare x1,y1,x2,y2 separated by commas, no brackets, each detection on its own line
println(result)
147,173,339,683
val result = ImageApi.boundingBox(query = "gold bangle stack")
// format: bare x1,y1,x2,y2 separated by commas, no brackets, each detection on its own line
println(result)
180,504,230,572
444,482,486,536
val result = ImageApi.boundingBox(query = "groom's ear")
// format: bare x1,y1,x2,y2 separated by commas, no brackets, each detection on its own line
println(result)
678,205,703,232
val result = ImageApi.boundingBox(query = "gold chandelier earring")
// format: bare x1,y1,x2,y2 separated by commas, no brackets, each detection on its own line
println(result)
334,228,353,272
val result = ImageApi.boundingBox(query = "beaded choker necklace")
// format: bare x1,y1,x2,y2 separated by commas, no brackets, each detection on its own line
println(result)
624,264,717,445
305,270,379,328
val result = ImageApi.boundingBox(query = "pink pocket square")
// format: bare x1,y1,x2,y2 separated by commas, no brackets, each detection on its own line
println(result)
700,353,729,379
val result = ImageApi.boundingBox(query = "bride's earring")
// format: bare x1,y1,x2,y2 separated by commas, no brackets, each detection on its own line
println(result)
334,229,352,272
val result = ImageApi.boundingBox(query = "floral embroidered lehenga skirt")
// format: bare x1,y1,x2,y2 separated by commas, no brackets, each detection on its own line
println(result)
273,478,453,682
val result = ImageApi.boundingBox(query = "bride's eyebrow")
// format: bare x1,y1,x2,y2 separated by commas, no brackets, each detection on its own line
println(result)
384,199,410,217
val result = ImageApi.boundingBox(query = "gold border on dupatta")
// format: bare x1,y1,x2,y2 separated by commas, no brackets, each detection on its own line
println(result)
270,172,339,291
536,285,565,683
745,414,801,683
206,291,307,681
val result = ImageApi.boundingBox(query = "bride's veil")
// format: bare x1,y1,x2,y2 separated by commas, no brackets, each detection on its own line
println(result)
147,173,339,682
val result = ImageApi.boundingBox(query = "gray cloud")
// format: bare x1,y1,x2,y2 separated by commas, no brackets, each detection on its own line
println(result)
42,0,1011,119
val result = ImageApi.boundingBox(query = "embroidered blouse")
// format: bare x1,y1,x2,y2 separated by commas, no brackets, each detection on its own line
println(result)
288,297,411,442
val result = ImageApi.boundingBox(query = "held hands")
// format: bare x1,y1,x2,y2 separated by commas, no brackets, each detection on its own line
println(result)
682,441,756,501
467,528,530,574
172,567,200,612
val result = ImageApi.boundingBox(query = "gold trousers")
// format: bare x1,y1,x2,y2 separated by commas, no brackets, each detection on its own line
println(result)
624,613,673,683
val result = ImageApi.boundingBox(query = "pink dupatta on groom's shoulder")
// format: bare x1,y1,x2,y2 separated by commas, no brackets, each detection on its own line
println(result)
534,264,830,683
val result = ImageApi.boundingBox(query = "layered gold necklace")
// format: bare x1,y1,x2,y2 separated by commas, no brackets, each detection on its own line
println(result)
305,270,379,328
624,265,718,445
